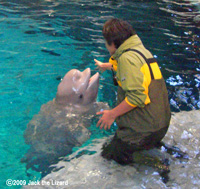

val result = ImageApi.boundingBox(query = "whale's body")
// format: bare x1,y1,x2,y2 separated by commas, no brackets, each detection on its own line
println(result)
22,68,108,175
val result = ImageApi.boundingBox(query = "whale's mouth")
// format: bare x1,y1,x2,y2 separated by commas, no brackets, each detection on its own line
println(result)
87,72,99,90
83,69,99,105
81,68,99,92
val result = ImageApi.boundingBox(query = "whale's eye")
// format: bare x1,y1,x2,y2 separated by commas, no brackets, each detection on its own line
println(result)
79,94,83,99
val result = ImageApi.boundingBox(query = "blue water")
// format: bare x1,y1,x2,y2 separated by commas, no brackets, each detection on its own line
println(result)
0,0,199,188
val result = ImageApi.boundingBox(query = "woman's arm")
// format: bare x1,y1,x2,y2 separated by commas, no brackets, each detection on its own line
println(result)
94,59,112,72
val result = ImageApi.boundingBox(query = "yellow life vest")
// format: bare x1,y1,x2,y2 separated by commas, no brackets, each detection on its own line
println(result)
109,56,118,71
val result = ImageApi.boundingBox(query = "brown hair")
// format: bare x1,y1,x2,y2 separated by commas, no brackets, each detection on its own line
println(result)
103,18,136,48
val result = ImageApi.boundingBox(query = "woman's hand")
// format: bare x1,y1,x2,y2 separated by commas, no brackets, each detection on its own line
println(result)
94,59,106,72
96,100,135,130
94,59,112,72
96,110,116,130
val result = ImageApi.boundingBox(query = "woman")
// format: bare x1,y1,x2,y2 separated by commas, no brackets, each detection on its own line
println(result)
95,18,171,165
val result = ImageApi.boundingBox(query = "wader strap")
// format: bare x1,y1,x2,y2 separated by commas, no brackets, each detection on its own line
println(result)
124,49,155,80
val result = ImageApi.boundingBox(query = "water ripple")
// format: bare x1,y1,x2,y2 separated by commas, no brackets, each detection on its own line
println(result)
0,0,199,112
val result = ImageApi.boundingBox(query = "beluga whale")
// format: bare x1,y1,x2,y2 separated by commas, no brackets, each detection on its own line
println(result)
21,68,109,176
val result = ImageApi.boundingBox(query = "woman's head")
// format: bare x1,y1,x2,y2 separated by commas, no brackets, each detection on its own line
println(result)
103,18,136,50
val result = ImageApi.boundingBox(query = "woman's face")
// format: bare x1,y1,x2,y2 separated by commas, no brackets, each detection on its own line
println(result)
105,41,117,56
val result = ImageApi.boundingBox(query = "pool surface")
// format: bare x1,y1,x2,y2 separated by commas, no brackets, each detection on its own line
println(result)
0,0,199,188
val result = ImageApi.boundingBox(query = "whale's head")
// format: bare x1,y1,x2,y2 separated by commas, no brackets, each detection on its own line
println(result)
55,68,99,108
